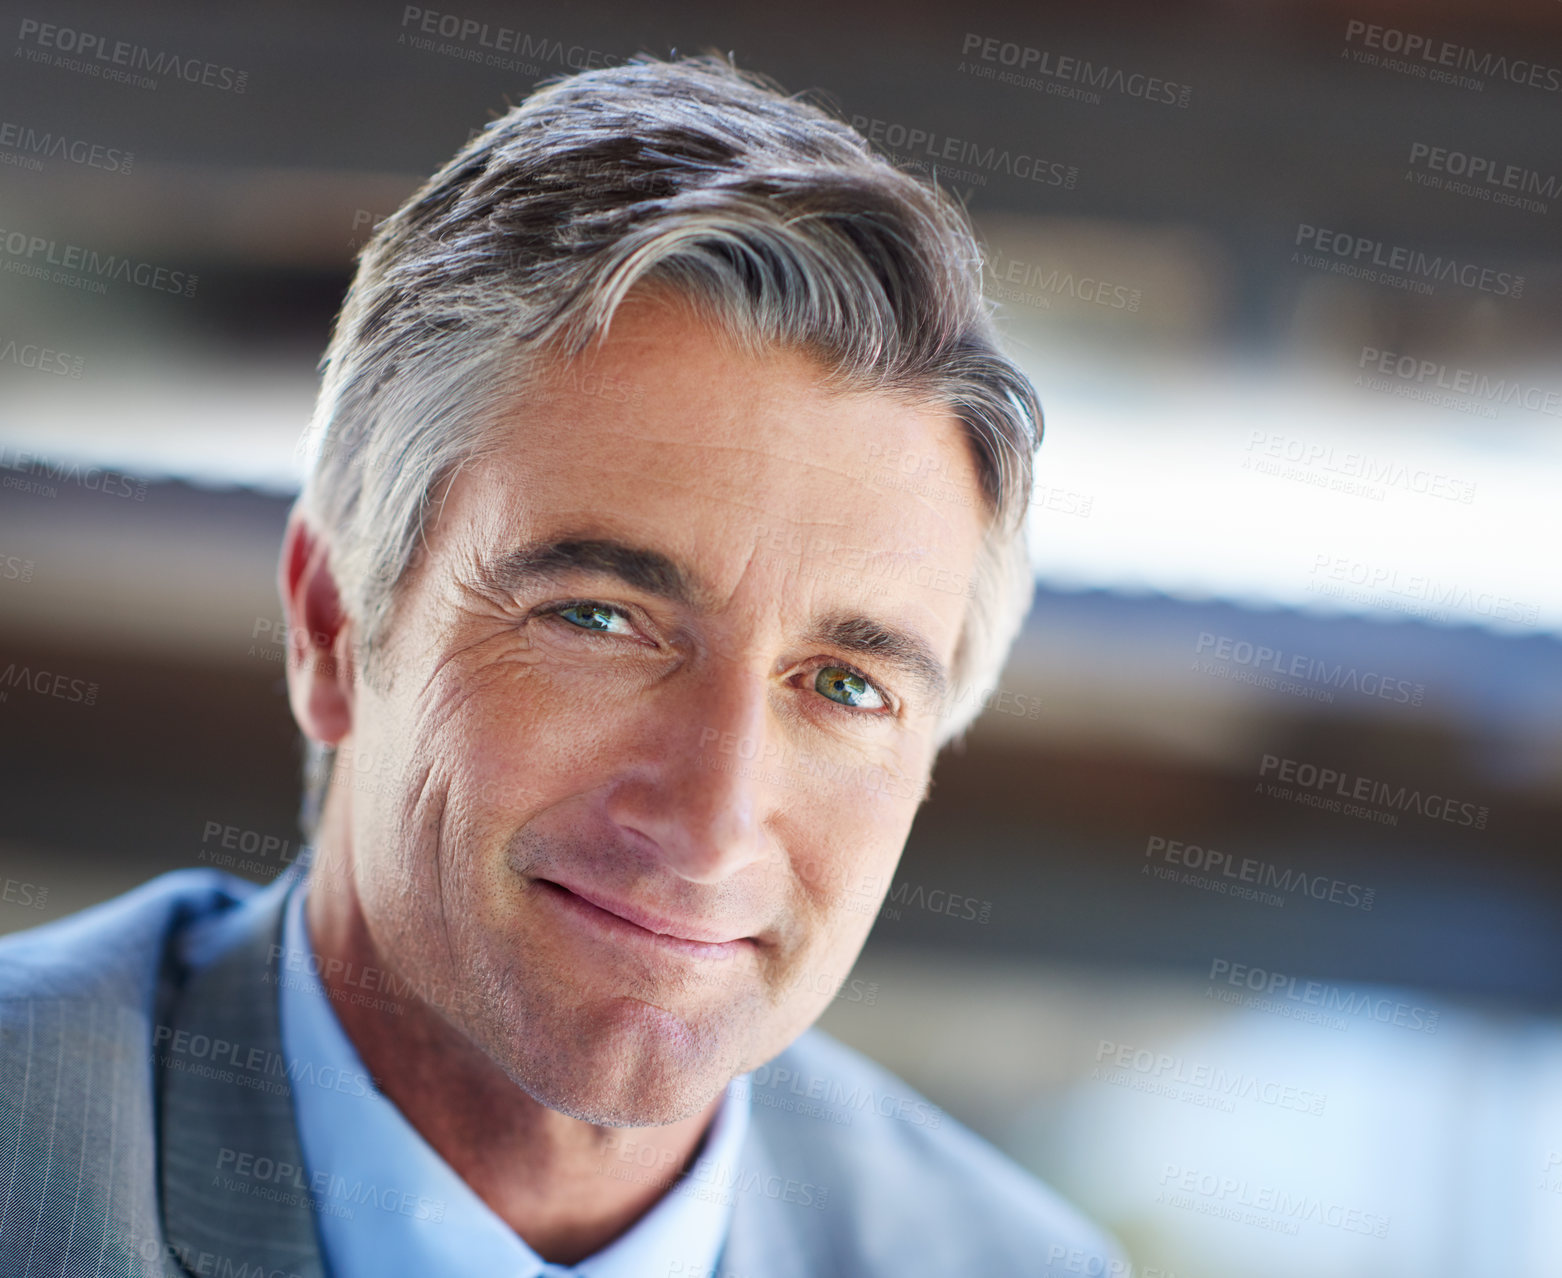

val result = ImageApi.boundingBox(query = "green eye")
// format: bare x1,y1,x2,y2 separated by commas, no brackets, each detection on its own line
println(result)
815,666,886,711
553,602,633,635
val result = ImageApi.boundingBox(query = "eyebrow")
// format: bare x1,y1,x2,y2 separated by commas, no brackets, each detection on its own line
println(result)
475,537,706,609
470,536,950,707
804,612,949,708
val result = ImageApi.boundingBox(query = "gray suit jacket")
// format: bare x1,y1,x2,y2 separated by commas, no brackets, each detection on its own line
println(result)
0,867,1124,1276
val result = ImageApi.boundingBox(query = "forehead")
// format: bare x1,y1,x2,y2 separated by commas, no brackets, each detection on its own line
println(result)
441,298,989,631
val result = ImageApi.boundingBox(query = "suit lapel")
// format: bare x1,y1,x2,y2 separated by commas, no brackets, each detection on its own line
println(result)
159,868,327,1278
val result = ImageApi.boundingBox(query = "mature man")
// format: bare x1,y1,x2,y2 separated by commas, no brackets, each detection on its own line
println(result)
0,56,1123,1277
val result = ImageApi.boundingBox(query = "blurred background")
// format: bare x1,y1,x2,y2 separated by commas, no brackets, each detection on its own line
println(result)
2,1,1561,1273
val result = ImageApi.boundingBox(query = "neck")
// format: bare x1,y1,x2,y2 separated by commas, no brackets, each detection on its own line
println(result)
301,808,723,1265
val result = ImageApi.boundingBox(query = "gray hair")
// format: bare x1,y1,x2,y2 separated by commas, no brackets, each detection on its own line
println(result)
294,53,1041,837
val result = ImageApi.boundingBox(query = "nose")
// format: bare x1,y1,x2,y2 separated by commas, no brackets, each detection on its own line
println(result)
607,660,774,885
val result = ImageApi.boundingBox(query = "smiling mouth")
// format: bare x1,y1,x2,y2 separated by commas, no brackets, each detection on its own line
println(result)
535,879,755,960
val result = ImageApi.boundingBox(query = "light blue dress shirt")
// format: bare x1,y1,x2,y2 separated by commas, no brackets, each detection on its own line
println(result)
276,880,751,1278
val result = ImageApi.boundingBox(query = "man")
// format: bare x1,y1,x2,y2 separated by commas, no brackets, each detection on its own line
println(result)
0,55,1124,1277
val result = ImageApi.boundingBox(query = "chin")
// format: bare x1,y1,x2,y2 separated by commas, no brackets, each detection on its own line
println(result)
500,992,745,1128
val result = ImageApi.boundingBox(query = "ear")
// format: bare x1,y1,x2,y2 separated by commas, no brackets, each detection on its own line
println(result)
277,507,355,746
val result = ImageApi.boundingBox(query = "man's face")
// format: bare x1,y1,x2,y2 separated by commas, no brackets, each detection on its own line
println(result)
333,295,990,1125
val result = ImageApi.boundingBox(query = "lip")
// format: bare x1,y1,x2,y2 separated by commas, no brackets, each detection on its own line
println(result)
536,878,755,959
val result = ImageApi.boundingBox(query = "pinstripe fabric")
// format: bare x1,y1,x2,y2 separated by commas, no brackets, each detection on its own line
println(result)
157,870,322,1278
0,870,253,1277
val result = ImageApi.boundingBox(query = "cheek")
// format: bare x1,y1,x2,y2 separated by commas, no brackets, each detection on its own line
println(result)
741,813,909,1066
447,667,634,817
789,792,918,949
341,670,505,918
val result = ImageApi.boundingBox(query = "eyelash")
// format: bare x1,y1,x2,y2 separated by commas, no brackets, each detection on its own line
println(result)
535,598,896,715
538,598,643,638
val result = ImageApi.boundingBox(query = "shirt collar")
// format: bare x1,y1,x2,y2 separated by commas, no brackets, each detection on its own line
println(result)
276,877,749,1278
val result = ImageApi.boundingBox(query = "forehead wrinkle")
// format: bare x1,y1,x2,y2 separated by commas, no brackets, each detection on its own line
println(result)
536,388,971,500
548,436,869,504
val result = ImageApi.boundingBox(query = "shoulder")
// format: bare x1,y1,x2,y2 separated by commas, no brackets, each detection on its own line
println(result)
0,868,270,1275
735,1028,1125,1275
0,867,259,1005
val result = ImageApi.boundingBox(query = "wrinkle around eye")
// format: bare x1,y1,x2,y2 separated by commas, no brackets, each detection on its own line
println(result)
413,622,509,709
